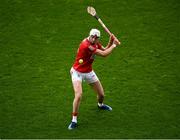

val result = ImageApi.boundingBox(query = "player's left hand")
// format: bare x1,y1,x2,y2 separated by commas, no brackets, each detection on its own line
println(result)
110,34,115,41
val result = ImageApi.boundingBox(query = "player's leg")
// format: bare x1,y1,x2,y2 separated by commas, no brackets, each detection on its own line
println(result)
89,80,112,111
90,80,104,104
72,80,83,116
86,71,112,111
68,68,83,130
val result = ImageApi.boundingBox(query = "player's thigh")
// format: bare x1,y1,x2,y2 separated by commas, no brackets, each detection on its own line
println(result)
70,68,83,95
72,81,83,97
85,71,99,84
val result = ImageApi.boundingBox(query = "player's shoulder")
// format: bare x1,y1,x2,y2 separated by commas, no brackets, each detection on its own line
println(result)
80,38,90,47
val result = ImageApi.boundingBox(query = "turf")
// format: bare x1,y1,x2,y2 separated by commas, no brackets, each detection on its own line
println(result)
0,0,180,138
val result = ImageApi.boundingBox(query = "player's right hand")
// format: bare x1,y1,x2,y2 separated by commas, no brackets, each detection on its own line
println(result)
113,38,121,45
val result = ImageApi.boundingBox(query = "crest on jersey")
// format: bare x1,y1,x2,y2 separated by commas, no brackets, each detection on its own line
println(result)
88,45,95,51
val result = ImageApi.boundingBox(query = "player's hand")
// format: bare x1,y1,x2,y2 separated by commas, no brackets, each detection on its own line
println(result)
110,34,115,41
108,34,115,45
113,38,121,45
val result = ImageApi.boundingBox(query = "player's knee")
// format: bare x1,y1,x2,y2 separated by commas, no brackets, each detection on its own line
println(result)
75,92,82,100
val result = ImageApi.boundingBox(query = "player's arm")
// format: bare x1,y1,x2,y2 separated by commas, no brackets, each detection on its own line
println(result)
95,41,118,57
103,34,115,50
98,34,115,51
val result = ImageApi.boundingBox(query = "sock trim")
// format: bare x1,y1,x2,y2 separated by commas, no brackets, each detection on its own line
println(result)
72,112,78,116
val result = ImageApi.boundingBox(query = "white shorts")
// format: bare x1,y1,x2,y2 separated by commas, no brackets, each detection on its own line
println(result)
70,67,99,84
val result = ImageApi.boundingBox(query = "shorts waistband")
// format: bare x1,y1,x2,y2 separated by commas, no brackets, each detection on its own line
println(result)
71,67,93,74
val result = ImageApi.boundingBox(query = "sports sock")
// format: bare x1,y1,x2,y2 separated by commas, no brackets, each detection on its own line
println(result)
98,102,104,107
72,112,78,123
72,116,77,123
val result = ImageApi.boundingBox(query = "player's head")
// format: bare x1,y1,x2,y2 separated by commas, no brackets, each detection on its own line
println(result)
89,28,100,44
89,29,100,37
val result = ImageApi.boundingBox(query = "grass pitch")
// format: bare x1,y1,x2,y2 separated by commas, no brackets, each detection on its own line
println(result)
0,0,180,138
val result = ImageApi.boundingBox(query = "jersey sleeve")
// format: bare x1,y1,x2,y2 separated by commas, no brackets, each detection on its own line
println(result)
97,43,104,50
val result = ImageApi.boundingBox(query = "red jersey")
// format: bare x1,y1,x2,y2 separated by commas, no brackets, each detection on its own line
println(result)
73,38,102,73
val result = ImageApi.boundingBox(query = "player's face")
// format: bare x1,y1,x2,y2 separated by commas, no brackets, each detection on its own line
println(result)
90,36,99,44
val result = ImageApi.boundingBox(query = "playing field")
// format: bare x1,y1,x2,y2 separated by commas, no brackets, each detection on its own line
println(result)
0,0,179,138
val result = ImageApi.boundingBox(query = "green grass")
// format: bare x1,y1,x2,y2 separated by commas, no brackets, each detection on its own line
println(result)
0,0,180,138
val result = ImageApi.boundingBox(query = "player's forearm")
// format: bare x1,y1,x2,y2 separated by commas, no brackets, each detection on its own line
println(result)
104,38,114,50
96,44,116,57
104,43,112,50
106,44,116,55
